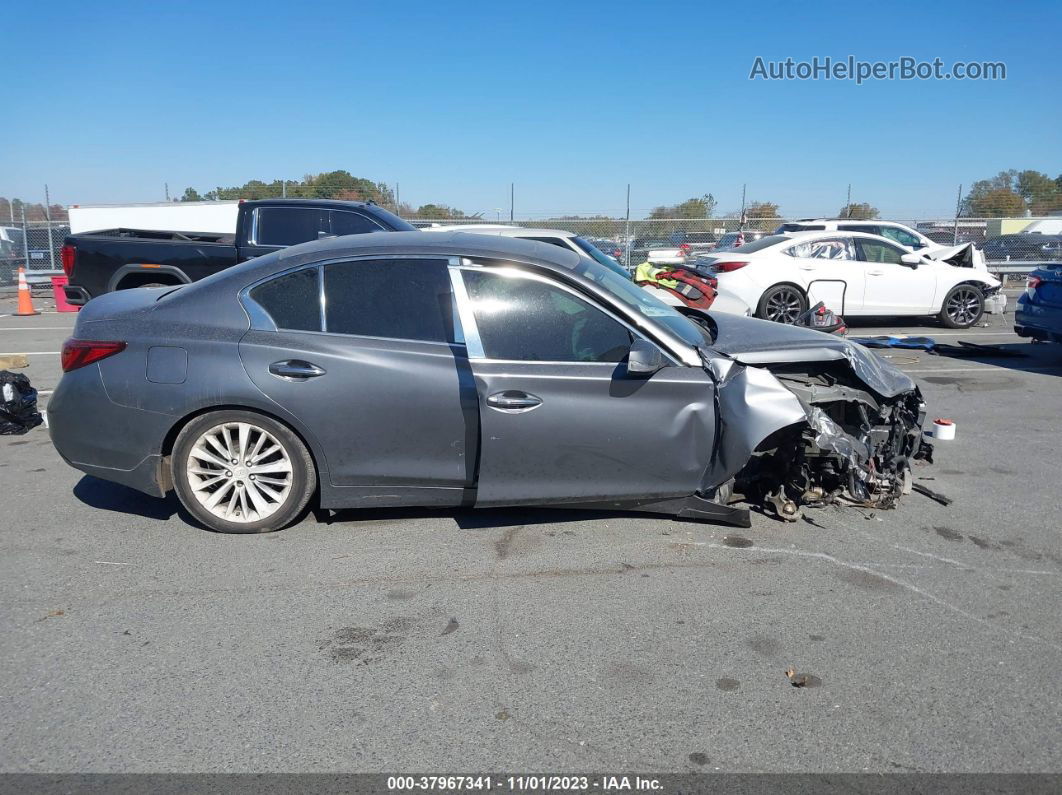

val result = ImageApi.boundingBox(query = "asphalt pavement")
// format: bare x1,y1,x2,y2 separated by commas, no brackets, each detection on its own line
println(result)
1,291,1060,773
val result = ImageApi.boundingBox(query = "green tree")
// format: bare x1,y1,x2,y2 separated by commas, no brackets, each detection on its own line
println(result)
649,194,717,219
180,187,202,202
839,202,879,220
966,188,1025,217
412,203,468,220
1015,170,1061,215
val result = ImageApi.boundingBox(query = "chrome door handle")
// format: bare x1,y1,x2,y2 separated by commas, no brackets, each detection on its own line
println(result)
486,390,542,410
269,360,326,380
867,270,885,276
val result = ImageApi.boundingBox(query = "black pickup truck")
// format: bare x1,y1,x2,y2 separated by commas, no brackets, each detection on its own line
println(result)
60,199,415,305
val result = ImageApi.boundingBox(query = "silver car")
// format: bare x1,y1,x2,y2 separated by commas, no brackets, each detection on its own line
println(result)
49,231,928,534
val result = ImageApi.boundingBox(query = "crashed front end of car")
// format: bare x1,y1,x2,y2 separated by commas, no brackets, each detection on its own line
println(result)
699,314,930,521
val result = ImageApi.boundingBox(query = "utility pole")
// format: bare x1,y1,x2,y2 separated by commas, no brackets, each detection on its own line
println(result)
282,180,287,198
624,184,631,270
509,183,514,222
739,184,747,229
20,205,30,272
395,183,400,212
44,184,56,271
165,182,170,202
954,184,963,245
845,184,852,217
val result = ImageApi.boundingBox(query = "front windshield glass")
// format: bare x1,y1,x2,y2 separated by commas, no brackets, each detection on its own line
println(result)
571,236,630,278
568,257,710,348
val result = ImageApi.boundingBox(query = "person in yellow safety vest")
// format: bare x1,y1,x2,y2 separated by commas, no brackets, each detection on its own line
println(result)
634,261,680,289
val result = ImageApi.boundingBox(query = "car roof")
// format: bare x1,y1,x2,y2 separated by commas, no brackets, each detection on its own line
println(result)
424,224,577,239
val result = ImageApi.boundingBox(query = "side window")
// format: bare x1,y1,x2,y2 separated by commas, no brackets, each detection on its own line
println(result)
255,207,327,246
323,258,455,343
249,267,321,331
879,226,921,248
857,240,906,264
839,224,880,236
785,237,855,260
463,269,633,363
329,211,382,236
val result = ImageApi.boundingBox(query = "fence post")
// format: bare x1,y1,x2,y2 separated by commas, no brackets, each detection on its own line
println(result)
44,184,56,272
20,206,30,271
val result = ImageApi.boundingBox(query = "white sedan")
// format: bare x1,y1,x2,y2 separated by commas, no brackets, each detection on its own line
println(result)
703,232,1005,328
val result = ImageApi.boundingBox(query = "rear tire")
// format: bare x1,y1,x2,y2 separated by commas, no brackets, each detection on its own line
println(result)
756,284,807,324
939,284,985,329
171,410,316,533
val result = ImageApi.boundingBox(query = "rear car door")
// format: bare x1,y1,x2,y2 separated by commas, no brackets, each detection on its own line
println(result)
453,264,717,506
854,238,937,314
238,257,477,495
782,236,865,313
238,206,385,261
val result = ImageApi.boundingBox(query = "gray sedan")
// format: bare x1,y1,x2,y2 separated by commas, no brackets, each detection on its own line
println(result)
49,232,929,533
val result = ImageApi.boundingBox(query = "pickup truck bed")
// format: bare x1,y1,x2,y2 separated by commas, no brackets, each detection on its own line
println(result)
62,199,414,305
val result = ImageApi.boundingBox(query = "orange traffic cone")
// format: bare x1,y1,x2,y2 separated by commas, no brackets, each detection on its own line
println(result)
15,267,40,316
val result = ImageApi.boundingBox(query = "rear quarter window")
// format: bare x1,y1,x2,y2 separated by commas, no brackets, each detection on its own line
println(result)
249,267,321,331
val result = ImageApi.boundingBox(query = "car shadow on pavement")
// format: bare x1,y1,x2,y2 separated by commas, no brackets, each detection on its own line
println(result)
72,476,179,521
317,505,632,530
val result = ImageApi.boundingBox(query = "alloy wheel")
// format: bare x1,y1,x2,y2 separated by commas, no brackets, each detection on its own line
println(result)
945,287,981,326
765,288,803,323
186,421,293,523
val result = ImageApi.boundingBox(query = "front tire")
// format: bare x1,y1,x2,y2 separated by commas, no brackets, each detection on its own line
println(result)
756,284,807,324
939,284,985,329
172,410,316,533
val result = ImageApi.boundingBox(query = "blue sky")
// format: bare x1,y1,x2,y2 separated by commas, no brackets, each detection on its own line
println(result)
4,0,1060,218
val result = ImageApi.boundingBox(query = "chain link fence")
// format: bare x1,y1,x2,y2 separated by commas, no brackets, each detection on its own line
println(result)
2,209,1058,287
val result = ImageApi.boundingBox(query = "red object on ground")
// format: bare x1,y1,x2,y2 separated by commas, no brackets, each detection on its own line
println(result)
51,275,79,312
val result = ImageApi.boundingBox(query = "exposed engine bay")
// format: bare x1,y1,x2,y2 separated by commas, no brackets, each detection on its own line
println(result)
728,362,930,520
695,311,932,522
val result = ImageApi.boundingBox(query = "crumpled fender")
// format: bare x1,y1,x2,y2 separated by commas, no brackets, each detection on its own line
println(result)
926,242,987,271
699,357,808,490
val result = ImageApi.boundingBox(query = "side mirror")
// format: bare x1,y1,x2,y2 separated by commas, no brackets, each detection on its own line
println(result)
899,253,921,268
627,338,666,375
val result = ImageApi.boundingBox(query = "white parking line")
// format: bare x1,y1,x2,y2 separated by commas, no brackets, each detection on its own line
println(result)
0,351,60,356
905,366,1060,374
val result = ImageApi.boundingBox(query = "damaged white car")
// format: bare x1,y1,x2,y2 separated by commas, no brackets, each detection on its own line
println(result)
702,231,1004,328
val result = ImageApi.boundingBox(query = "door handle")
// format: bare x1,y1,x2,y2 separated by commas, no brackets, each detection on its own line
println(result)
486,390,542,410
798,265,817,271
269,360,326,380
867,270,885,276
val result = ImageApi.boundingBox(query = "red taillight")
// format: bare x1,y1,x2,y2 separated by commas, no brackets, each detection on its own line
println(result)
61,339,127,372
61,244,76,277
713,260,749,272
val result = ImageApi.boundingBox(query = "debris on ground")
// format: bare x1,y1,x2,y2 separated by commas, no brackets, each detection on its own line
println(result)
912,483,953,506
35,609,65,622
0,371,43,435
441,617,459,636
785,666,822,688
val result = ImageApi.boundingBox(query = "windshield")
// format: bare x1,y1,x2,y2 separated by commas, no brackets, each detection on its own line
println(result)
571,236,630,278
568,256,710,348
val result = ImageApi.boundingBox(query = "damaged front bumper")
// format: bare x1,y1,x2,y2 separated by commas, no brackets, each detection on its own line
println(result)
698,321,930,520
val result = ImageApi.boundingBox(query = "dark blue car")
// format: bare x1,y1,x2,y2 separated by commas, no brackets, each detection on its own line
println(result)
1015,264,1062,343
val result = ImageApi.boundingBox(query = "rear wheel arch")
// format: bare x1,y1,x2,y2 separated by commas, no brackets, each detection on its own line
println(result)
161,404,324,490
108,264,191,292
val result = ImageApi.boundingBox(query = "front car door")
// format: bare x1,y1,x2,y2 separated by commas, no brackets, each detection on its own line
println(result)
451,263,717,506
854,237,937,314
237,256,477,504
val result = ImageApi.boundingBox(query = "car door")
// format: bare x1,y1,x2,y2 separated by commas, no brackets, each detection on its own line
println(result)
237,257,478,495
782,236,865,313
854,238,937,314
453,264,717,506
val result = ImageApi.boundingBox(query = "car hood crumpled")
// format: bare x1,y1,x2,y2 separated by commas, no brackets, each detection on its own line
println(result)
925,241,987,270
703,312,916,398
